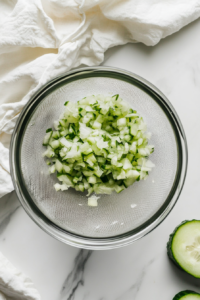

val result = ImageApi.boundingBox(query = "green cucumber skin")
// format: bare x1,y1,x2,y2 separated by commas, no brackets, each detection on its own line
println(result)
167,220,200,278
173,290,200,300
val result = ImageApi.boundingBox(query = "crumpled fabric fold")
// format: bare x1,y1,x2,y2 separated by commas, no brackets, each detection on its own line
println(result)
0,0,200,192
0,252,40,300
0,0,200,298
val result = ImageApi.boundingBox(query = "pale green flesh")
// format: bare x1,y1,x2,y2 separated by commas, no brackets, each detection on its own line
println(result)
172,221,200,277
180,295,200,300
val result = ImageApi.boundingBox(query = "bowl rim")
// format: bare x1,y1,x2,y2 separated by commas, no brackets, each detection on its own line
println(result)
10,66,188,250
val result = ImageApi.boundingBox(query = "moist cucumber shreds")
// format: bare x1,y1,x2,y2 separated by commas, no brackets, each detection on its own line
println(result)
42,94,155,206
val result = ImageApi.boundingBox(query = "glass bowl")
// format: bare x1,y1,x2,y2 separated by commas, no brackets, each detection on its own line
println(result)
10,67,188,250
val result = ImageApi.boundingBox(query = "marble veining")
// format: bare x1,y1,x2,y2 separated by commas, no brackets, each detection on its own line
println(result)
59,250,92,300
115,257,156,300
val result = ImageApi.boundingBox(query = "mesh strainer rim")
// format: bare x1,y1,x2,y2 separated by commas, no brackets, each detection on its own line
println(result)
10,66,188,250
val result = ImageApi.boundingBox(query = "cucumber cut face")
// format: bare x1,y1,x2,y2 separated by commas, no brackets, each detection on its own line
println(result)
167,220,200,278
173,290,200,300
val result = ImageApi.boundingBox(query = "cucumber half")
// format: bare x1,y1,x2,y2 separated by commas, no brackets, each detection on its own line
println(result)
167,220,200,278
173,290,200,300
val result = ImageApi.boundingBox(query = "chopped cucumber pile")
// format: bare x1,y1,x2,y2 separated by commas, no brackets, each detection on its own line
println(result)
173,290,200,300
42,94,154,206
167,220,200,278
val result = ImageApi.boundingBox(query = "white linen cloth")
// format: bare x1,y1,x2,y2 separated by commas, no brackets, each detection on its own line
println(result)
0,0,200,299
0,0,200,197
0,252,40,300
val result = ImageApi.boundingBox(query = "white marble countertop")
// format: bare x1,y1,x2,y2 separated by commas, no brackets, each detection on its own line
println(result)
1,17,200,300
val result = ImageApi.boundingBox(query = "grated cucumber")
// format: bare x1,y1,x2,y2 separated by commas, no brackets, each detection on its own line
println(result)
43,94,155,206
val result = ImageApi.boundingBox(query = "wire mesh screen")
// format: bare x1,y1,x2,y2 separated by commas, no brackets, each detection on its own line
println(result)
20,75,177,238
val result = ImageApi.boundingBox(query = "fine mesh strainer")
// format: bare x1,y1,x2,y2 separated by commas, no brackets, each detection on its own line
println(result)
10,67,187,249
